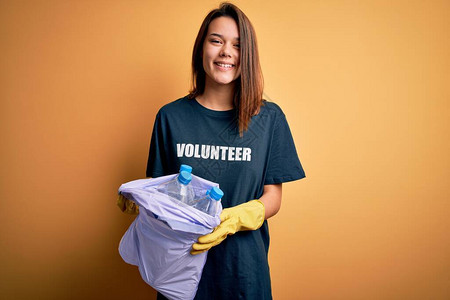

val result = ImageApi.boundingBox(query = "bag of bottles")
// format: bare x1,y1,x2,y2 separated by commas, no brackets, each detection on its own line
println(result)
118,172,223,300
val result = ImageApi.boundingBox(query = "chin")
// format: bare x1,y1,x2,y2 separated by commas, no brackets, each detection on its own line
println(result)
214,76,237,85
205,72,239,87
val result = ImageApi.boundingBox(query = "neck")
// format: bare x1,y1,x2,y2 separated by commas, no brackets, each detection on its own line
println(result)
196,78,235,111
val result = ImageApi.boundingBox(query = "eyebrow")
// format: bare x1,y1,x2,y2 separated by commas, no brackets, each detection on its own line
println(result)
210,33,240,41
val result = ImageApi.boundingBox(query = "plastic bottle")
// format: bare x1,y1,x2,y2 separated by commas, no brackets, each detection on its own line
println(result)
156,170,195,205
192,186,224,216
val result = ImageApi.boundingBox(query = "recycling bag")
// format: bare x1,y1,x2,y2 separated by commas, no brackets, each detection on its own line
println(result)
118,174,222,300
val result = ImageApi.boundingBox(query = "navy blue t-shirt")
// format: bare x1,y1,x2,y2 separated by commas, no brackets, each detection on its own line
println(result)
146,96,305,300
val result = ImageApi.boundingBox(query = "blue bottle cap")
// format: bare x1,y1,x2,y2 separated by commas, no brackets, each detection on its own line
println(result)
179,164,192,173
209,187,224,201
178,171,192,185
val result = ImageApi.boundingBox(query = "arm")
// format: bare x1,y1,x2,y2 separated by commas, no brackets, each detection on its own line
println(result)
259,183,282,220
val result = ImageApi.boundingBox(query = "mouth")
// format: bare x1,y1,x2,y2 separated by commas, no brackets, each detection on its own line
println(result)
214,62,235,69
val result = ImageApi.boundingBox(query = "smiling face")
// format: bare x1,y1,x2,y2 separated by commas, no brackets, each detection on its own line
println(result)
202,16,241,89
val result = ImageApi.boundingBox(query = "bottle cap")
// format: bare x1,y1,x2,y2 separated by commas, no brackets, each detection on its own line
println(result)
179,164,192,173
178,171,192,185
209,186,224,201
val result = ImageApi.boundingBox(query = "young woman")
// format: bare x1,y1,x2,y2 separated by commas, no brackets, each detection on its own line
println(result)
146,3,305,299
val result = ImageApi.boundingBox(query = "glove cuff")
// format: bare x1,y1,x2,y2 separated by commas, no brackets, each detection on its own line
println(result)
252,199,265,229
237,199,265,231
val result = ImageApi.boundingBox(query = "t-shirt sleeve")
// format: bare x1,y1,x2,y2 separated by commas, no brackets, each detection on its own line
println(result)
146,111,167,178
264,112,306,184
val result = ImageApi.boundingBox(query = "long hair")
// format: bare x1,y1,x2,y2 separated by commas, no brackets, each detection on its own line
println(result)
189,2,264,136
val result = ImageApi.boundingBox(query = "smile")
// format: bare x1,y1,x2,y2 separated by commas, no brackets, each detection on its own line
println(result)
214,62,235,68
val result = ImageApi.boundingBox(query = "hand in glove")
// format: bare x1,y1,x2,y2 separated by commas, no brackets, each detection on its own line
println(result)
117,194,139,215
190,200,265,255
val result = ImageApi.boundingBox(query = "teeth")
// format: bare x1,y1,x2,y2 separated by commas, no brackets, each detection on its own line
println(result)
216,63,233,68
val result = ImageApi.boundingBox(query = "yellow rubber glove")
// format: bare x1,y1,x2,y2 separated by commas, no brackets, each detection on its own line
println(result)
190,200,265,255
117,194,139,215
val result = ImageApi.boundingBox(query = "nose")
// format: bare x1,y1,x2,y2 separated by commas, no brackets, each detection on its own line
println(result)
219,43,232,58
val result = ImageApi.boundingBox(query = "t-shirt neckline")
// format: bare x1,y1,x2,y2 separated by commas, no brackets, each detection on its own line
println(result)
189,97,236,118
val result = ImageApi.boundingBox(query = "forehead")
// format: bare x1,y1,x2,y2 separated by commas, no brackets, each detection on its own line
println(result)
207,16,239,39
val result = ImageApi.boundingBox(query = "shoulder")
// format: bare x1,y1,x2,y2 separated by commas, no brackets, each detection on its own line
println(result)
155,95,202,122
260,100,284,115
257,100,286,120
157,95,192,116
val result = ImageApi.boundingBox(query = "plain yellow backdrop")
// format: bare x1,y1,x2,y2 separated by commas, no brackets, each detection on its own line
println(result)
1,0,449,299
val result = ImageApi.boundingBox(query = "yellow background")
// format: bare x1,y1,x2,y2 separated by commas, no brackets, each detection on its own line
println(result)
1,0,449,299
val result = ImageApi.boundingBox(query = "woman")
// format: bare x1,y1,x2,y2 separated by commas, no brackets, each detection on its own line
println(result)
146,3,305,299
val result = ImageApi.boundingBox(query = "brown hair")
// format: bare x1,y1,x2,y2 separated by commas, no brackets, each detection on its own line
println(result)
189,2,264,136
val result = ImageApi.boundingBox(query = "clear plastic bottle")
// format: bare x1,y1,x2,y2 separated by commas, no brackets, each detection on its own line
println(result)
178,164,194,204
156,170,195,205
192,186,224,216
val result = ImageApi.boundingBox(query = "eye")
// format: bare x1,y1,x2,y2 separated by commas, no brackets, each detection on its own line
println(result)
234,44,240,48
210,39,222,44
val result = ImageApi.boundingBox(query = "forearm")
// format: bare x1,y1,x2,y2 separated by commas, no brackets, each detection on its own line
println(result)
259,183,282,219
